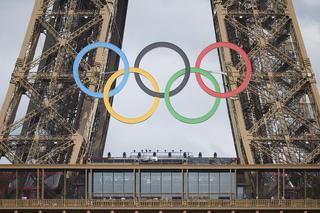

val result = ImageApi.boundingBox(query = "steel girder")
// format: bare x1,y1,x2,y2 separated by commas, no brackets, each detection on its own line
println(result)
0,0,128,164
212,0,320,164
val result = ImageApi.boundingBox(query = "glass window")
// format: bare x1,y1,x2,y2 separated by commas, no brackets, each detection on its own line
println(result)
258,170,278,199
306,171,320,199
285,170,304,199
44,171,64,199
231,172,236,198
172,172,182,194
114,172,123,194
210,172,219,193
103,172,113,193
151,172,161,193
188,172,199,194
220,172,230,194
237,186,244,199
141,172,151,193
124,172,134,194
0,171,16,199
93,172,103,195
136,172,139,194
92,171,135,198
162,172,171,194
209,172,219,198
199,172,209,194
184,172,187,196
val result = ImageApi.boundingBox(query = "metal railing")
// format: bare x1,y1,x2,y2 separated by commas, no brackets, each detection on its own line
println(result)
0,199,319,210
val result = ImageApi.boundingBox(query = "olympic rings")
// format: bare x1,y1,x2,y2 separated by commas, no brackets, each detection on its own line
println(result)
164,68,221,124
195,42,252,98
103,67,160,124
134,42,191,98
73,42,130,98
73,41,252,124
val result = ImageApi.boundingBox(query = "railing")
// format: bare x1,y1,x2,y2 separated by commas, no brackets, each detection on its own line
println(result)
0,199,319,210
85,157,236,164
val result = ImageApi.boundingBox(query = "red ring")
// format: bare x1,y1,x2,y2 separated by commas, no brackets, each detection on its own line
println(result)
195,42,252,98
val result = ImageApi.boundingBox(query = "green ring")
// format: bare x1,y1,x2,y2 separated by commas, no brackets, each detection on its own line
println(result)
164,68,221,124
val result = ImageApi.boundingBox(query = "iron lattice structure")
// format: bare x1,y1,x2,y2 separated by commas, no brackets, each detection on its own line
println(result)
0,0,320,165
0,0,128,164
212,0,320,164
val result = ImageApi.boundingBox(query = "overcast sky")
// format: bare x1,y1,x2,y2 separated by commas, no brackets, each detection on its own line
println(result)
0,0,319,162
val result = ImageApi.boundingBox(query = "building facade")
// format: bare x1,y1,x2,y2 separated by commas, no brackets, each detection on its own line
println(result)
0,158,319,212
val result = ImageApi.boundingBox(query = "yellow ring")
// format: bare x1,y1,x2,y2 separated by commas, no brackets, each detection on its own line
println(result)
103,67,160,124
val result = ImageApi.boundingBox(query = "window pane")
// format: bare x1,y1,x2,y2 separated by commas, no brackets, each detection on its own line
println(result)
103,172,113,194
184,172,187,197
231,172,236,198
114,172,123,194
0,171,16,199
162,172,171,194
136,172,139,194
210,172,219,193
151,172,161,193
93,172,103,195
220,172,230,194
172,172,182,194
237,186,244,199
306,171,320,199
124,172,134,194
285,170,304,199
188,172,198,194
141,172,150,193
199,172,209,193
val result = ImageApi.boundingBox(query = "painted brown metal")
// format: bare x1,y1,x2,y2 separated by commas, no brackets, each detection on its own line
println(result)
0,199,319,211
0,0,128,164
211,0,320,164
0,164,319,211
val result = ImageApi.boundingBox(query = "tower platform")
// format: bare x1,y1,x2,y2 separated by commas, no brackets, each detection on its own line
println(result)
0,160,319,212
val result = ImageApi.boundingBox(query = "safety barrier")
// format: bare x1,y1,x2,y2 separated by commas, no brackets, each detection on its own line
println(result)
0,199,319,210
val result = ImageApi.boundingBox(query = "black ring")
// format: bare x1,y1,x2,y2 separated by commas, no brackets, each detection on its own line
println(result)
134,42,191,98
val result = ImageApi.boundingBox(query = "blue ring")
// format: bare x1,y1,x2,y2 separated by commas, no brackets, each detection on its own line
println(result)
73,42,130,98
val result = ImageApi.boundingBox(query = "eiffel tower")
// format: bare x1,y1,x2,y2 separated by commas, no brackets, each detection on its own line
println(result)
1,0,319,165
